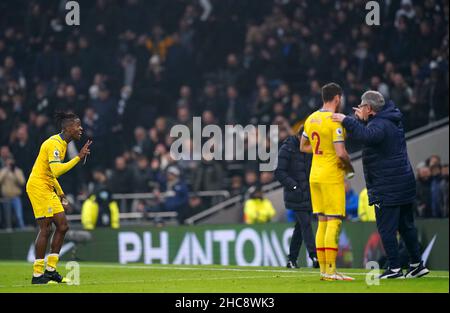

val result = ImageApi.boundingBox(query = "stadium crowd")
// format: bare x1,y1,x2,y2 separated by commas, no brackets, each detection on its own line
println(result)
0,0,449,227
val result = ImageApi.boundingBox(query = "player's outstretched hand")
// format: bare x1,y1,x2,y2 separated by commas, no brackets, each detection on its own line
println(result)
78,140,92,159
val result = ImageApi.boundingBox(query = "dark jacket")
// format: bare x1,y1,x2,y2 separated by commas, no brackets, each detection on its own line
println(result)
274,135,312,211
342,101,416,206
109,168,134,194
416,178,432,217
164,180,189,213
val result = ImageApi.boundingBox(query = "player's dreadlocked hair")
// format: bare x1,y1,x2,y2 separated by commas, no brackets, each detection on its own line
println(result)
54,111,79,129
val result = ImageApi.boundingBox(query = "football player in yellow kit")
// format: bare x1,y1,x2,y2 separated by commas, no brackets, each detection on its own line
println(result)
301,83,355,281
26,112,91,284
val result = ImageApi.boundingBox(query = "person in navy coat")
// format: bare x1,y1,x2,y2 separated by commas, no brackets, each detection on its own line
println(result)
332,91,429,279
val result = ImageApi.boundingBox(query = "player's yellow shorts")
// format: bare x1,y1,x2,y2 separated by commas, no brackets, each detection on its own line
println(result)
309,182,346,217
26,180,64,219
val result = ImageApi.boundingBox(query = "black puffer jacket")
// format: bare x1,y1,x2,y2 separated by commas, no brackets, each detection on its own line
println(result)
275,135,312,211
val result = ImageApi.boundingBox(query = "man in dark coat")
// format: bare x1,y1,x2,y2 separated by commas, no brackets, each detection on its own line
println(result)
275,127,318,269
333,91,429,279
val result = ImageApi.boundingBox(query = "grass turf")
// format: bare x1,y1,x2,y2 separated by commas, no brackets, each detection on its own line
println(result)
0,261,448,293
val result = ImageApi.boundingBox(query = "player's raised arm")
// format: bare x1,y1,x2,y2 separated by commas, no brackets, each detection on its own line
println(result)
49,155,80,178
48,140,91,178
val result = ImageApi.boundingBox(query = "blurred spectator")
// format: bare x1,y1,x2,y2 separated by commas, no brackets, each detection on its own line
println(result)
145,24,175,61
132,126,154,156
197,82,220,116
132,155,153,193
243,185,276,224
153,166,189,224
82,168,119,230
229,175,245,197
10,123,35,177
260,171,274,185
416,163,432,217
0,157,25,228
28,83,53,117
427,155,441,167
28,113,55,144
193,154,224,192
0,146,12,168
441,164,449,217
390,73,413,128
244,169,258,191
289,93,310,125
109,156,134,196
305,80,322,113
430,164,443,217
176,85,192,110
66,66,88,100
0,108,13,145
223,85,248,125
82,107,98,142
91,84,118,165
358,188,376,222
251,85,273,125
149,157,166,191
183,193,207,222
345,180,359,220
175,104,193,129
217,53,243,89
370,76,390,99
395,0,416,26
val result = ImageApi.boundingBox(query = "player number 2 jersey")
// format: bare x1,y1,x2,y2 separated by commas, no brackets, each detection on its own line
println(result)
303,110,346,184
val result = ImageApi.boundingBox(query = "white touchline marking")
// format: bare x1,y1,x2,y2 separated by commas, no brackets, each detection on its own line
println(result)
1,262,448,279
3,275,315,288
79,264,450,278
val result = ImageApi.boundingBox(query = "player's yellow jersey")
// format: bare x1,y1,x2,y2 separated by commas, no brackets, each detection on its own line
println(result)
26,134,79,219
303,110,346,184
27,134,68,191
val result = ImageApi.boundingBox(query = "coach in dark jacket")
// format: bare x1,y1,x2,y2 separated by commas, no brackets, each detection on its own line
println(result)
275,128,318,269
333,91,429,279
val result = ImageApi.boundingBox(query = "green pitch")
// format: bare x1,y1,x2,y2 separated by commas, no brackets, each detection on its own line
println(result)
0,261,448,293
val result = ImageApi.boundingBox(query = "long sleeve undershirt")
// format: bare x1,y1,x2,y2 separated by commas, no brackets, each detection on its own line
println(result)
49,156,80,179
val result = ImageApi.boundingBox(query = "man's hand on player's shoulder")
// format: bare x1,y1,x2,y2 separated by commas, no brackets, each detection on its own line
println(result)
332,113,346,123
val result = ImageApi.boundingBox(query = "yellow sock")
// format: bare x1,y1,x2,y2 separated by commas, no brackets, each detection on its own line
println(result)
324,219,342,275
315,220,327,274
33,259,45,277
46,254,59,271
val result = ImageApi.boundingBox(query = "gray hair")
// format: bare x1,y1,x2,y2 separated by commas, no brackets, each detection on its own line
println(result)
361,91,385,112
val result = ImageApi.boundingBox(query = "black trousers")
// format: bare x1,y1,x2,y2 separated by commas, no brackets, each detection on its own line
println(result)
375,202,421,269
288,210,317,261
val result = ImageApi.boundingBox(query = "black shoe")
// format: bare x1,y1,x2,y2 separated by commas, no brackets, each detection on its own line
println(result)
311,257,320,269
44,270,64,283
287,260,299,269
405,261,430,279
378,268,404,279
31,275,52,284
